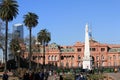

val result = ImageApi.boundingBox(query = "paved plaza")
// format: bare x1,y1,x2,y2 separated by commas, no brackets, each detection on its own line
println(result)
104,73,120,80
0,71,120,80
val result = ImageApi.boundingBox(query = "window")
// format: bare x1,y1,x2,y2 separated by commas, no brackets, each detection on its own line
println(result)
71,62,74,67
101,48,105,52
119,55,120,60
101,55,104,60
78,62,81,67
33,56,37,60
90,48,96,51
71,56,74,60
110,57,112,60
96,56,99,60
38,56,41,60
78,56,81,60
101,61,104,66
108,62,111,66
113,55,116,60
66,62,69,68
77,48,81,52
51,56,54,61
108,56,110,60
114,62,117,66
60,62,64,67
48,56,50,60
55,62,57,66
61,56,64,60
14,30,20,38
96,62,99,67
55,56,57,61
38,49,40,52
92,48,96,51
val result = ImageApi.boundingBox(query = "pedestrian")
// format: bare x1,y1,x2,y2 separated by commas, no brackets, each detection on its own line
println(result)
44,71,49,80
23,72,30,80
54,72,57,80
39,71,44,80
60,75,63,80
2,71,9,80
33,72,40,80
49,70,52,76
29,71,34,80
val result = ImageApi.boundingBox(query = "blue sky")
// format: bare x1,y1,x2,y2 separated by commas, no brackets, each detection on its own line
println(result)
8,0,120,45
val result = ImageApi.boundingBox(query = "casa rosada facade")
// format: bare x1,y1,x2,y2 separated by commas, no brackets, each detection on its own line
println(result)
23,39,120,68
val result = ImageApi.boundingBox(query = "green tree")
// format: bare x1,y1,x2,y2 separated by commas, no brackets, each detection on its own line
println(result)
37,29,51,70
9,38,21,68
0,0,19,71
23,12,38,70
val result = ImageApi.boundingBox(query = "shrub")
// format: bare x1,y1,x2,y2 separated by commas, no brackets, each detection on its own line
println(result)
63,74,75,80
87,74,104,80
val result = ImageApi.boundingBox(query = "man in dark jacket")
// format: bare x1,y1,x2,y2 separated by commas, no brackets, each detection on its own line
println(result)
2,71,9,80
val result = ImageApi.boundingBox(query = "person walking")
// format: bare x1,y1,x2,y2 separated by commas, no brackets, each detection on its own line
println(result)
2,71,9,80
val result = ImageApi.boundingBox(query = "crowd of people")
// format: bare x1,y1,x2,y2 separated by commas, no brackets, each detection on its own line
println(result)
22,70,48,80
2,69,64,80
75,73,87,80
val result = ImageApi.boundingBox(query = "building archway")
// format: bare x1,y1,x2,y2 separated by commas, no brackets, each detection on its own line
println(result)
91,56,95,67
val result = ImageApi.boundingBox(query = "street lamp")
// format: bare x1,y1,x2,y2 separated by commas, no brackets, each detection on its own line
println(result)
17,50,20,68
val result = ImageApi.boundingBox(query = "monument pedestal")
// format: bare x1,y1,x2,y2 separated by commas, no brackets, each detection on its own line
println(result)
82,56,92,70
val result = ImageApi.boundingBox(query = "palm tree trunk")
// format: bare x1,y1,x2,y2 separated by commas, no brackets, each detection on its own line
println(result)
4,20,8,71
43,42,45,71
60,53,61,68
29,28,32,70
3,49,5,64
36,45,40,69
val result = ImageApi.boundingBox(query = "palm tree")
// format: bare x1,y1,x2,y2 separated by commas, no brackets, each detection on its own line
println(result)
23,12,38,70
0,0,19,71
0,20,5,64
9,38,21,68
37,29,51,70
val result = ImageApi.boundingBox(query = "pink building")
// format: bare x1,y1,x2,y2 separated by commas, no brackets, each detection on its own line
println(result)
23,39,120,68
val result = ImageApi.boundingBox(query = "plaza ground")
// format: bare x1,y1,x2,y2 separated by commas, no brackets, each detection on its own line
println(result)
0,72,120,80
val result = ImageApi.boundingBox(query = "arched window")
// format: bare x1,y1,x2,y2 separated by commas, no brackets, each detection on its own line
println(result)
60,62,64,67
71,62,74,67
53,56,55,61
51,55,54,61
114,62,117,66
71,56,74,60
96,56,99,60
101,61,104,66
78,56,81,60
66,62,69,68
108,62,111,66
113,55,116,59
48,56,50,60
38,56,41,60
55,62,57,66
55,56,57,61
101,55,104,60
118,55,120,59
78,62,81,67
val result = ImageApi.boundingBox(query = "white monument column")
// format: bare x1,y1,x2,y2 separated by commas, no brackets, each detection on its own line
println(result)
82,24,92,70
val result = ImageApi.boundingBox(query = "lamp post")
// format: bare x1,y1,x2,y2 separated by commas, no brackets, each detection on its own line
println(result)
17,50,20,68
